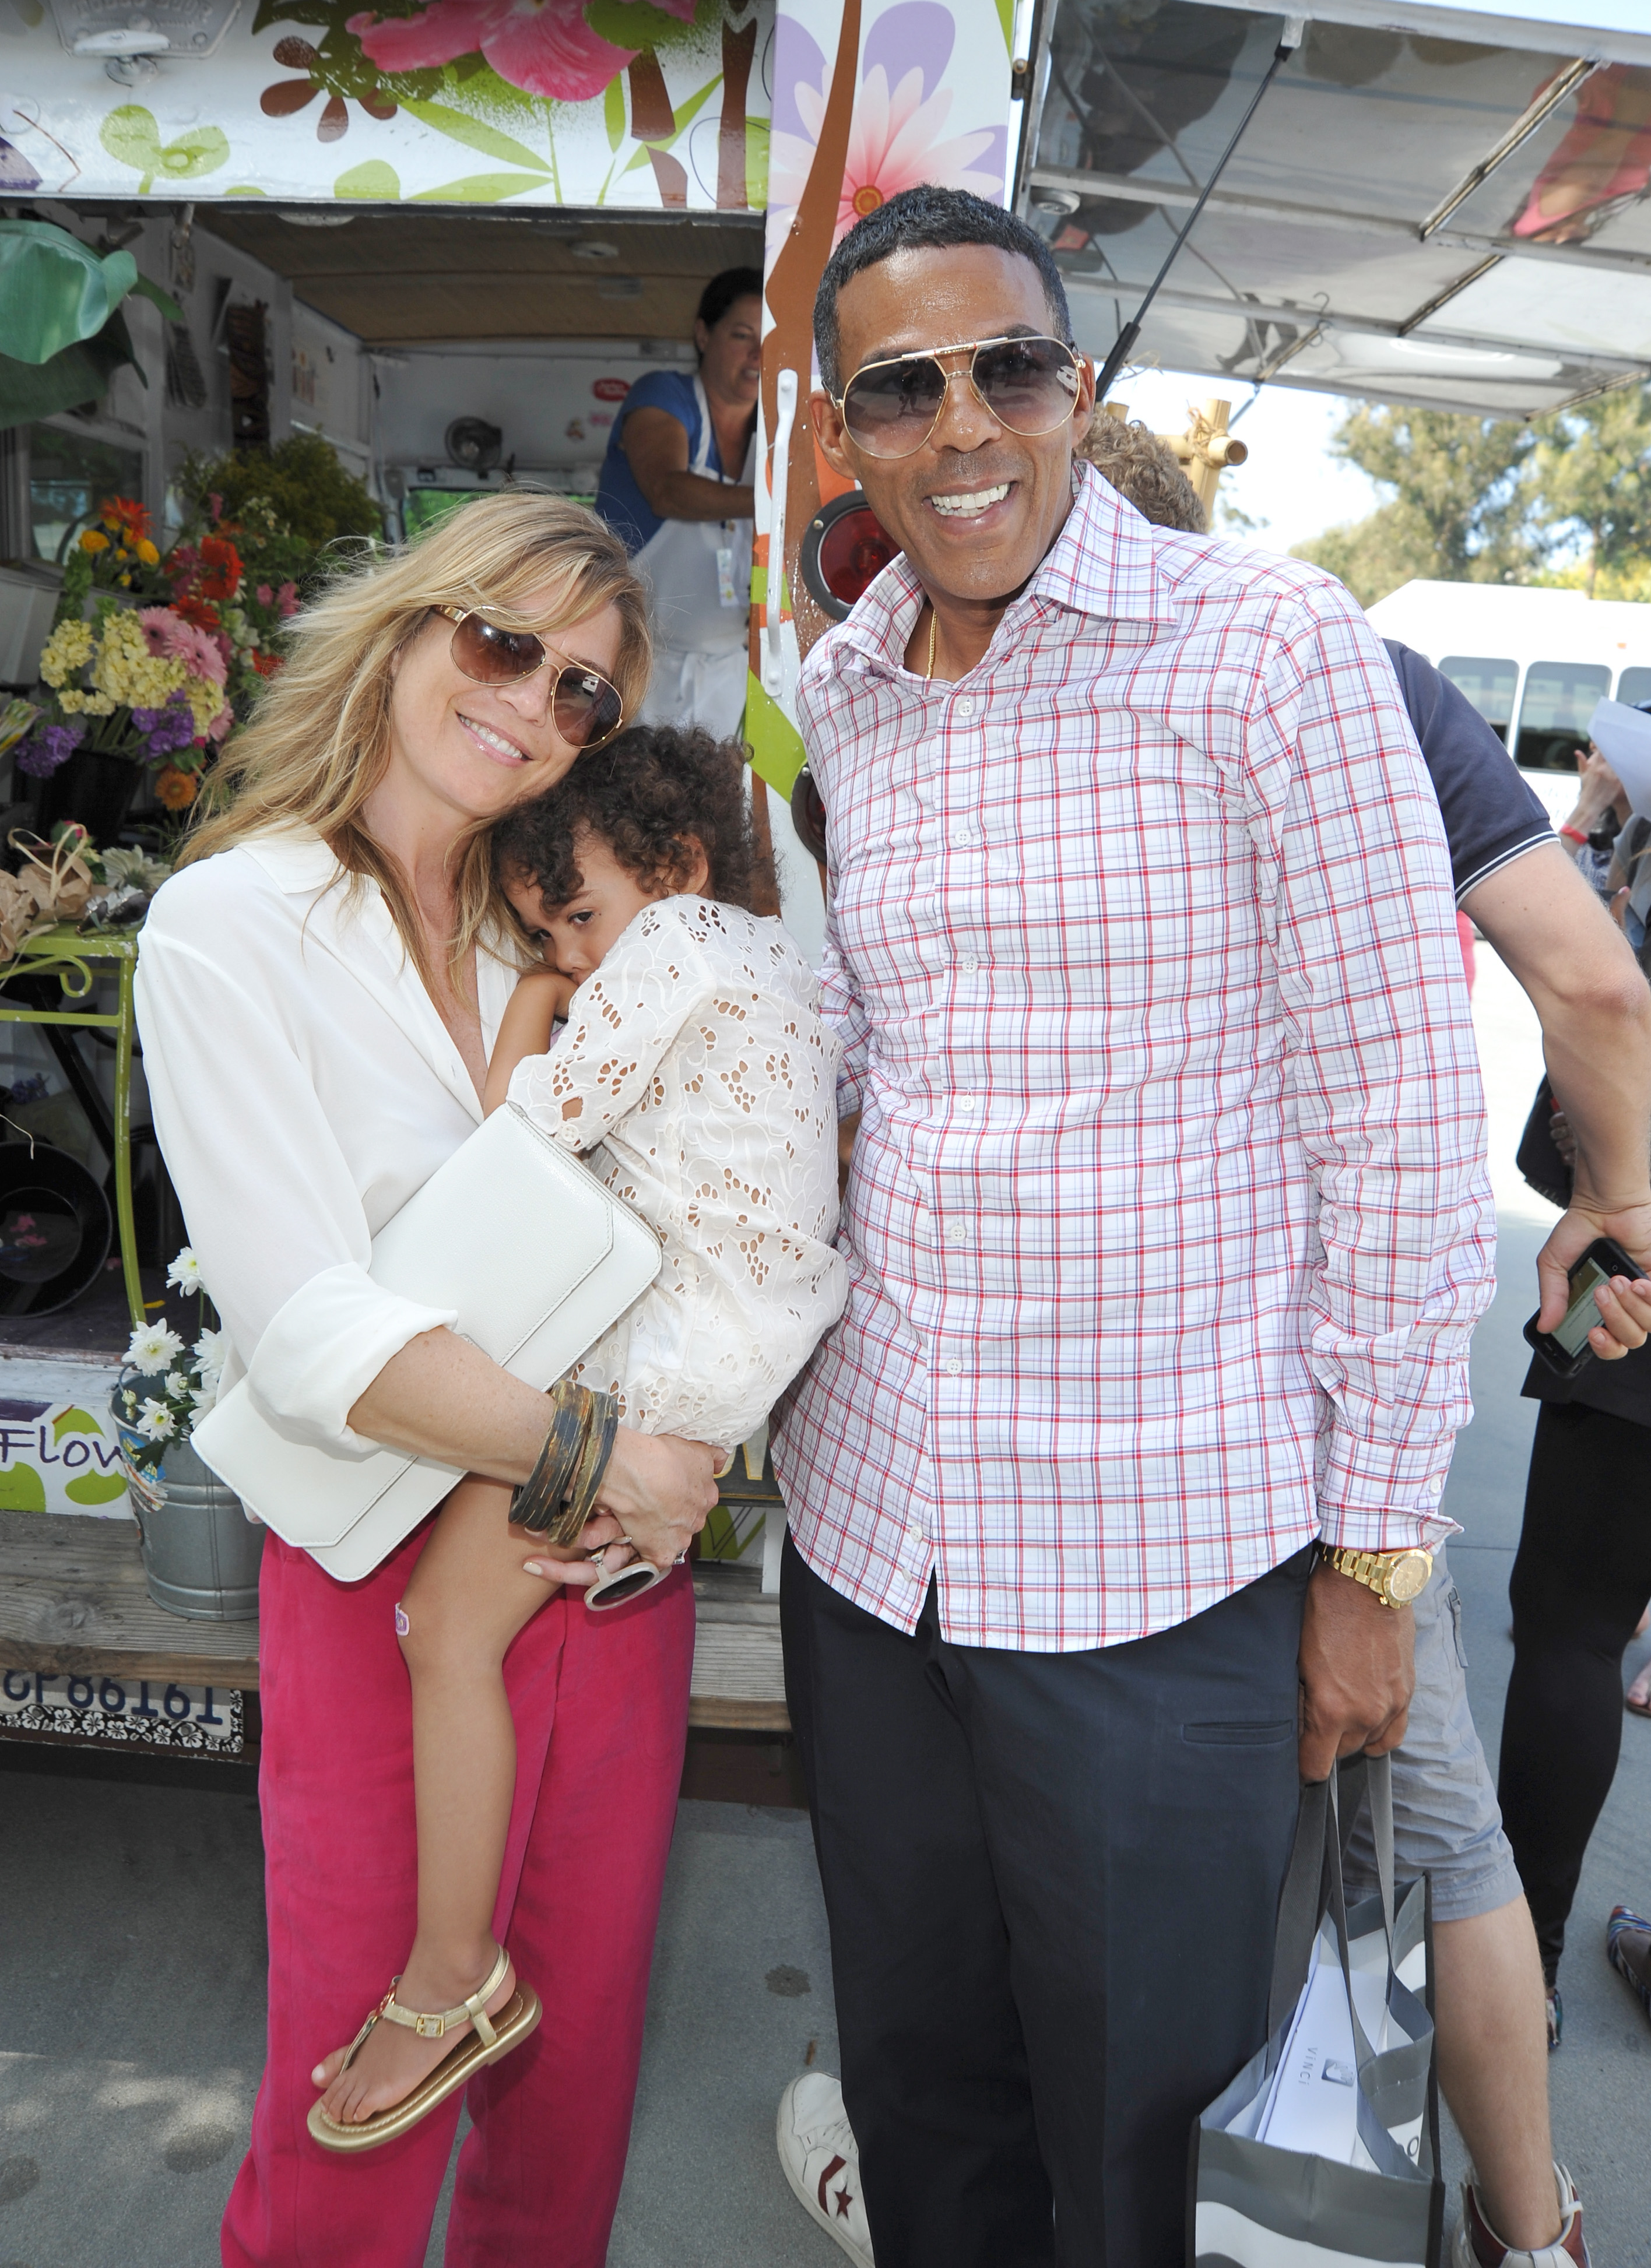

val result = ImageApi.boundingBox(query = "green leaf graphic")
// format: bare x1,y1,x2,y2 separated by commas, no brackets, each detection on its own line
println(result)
99,107,229,196
746,117,769,210
335,159,402,200
65,1471,129,1505
410,172,550,203
603,73,626,154
399,100,550,173
0,1464,45,1511
52,1406,100,1442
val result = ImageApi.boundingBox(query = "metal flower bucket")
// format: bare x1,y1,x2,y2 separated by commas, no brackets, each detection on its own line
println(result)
111,1370,262,1620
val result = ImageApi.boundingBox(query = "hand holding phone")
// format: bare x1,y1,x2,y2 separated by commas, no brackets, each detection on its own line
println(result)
1524,1236,1646,1377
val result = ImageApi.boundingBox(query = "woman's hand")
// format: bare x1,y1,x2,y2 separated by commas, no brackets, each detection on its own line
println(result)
1564,746,1628,840
594,1427,719,1570
518,1509,626,1586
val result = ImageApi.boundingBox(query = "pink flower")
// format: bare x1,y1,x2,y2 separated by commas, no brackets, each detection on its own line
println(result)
256,583,273,606
138,607,229,688
834,66,1000,242
208,702,235,743
347,0,692,105
207,493,223,525
276,582,300,618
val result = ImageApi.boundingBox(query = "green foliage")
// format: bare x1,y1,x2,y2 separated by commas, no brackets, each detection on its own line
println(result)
174,432,382,551
1290,391,1651,606
1527,386,1651,598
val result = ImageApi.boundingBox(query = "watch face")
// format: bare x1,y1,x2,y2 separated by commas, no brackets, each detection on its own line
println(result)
1387,1552,1431,1604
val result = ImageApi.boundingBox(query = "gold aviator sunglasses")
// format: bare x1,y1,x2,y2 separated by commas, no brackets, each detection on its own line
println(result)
434,605,626,751
834,333,1086,460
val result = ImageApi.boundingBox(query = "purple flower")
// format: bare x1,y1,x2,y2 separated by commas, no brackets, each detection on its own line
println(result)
132,691,196,758
15,719,85,778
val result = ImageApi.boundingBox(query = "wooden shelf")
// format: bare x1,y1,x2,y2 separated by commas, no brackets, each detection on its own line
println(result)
0,1510,258,1686
0,1514,792,1732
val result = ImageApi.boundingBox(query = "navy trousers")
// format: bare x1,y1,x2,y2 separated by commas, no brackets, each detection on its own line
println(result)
781,1535,1312,2268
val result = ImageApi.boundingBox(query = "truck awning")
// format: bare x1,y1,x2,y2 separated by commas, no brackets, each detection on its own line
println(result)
1023,0,1651,415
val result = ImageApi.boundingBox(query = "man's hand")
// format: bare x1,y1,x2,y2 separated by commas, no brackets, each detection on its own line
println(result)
1298,1560,1415,1781
1535,1201,1651,1358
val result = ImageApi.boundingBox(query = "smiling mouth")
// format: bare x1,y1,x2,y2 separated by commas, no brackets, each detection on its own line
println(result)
928,483,1013,519
459,712,530,764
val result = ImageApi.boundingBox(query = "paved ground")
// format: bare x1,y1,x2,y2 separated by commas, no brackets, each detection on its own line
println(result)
3,936,1650,2266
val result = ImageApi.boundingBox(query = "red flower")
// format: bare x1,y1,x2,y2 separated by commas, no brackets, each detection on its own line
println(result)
250,650,283,679
347,0,693,106
196,536,243,604
100,495,152,543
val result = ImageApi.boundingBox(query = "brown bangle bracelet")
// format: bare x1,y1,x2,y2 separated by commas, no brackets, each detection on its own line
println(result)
511,1381,591,1536
560,1391,620,1540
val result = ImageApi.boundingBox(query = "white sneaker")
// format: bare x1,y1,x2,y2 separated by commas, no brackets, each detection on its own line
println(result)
776,2071,876,2265
1452,2163,1590,2267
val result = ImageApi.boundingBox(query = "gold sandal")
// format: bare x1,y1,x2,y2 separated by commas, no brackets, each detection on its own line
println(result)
306,1943,542,2154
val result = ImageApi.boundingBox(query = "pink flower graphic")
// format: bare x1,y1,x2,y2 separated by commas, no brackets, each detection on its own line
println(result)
138,607,229,688
834,64,1000,240
347,0,694,106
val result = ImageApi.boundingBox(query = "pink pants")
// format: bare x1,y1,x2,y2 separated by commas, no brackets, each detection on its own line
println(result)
222,1525,694,2268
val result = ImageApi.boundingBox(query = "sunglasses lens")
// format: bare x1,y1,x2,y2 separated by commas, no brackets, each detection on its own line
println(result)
451,613,546,684
553,667,624,750
842,356,949,458
972,338,1081,434
587,1562,661,1611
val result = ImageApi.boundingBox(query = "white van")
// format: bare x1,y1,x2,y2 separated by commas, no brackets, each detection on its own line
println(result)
1364,582,1651,774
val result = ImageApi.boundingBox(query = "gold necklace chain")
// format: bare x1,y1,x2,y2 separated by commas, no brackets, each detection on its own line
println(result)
925,606,938,683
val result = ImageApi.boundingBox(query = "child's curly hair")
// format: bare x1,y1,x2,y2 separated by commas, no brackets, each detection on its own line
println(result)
493,724,772,920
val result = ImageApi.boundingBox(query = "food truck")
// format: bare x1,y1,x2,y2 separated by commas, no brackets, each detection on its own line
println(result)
0,0,1648,1764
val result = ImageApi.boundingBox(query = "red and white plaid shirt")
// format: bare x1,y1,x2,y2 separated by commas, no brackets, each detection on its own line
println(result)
771,466,1494,1652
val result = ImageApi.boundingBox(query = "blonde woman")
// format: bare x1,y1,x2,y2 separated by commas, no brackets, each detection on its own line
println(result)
134,493,719,2268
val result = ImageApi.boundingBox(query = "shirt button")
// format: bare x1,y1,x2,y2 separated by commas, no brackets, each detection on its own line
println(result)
945,1221,967,1244
956,697,975,717
944,1357,963,1376
958,953,980,974
957,1093,977,1110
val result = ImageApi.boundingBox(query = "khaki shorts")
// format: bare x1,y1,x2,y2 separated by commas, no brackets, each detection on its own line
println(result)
1341,1542,1524,1924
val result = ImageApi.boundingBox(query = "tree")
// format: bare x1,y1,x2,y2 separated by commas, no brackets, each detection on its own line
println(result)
1527,384,1651,597
1292,405,1539,602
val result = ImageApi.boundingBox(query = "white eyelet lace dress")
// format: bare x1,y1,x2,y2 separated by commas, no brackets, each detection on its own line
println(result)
506,895,848,1452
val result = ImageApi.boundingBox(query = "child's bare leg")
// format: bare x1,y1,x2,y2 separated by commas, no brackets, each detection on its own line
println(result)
313,1475,571,2123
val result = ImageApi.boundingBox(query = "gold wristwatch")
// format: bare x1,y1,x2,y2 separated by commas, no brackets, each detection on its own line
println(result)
1318,1543,1433,1608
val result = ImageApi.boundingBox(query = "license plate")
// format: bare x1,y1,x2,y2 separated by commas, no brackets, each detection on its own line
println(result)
0,1668,244,1752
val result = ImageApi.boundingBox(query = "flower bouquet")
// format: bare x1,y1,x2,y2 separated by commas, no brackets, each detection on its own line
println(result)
111,1249,259,1620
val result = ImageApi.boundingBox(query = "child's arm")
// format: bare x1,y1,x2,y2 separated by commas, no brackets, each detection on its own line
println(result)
508,906,713,1149
483,969,578,1117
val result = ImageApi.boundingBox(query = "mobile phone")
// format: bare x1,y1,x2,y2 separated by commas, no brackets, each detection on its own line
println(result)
1523,1236,1645,1377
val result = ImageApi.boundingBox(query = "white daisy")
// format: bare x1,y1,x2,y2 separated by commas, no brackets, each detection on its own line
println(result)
135,1398,176,1442
165,1247,203,1295
193,1327,227,1390
126,1321,185,1372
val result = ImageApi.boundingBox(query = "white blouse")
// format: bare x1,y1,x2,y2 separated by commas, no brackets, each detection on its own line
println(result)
508,896,846,1453
135,831,518,1448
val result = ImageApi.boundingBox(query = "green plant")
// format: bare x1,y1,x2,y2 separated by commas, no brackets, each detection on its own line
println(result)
174,431,382,553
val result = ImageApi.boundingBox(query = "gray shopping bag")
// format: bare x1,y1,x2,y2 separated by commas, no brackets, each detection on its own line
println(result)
1188,1754,1445,2267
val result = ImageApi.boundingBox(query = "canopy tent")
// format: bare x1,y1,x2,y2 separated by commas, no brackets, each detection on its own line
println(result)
1019,0,1651,416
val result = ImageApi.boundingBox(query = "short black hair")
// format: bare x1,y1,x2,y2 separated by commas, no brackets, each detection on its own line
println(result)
493,725,772,919
697,266,763,336
814,187,1073,395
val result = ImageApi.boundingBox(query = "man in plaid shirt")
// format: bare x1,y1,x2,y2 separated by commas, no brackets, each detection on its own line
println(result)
771,187,1495,2266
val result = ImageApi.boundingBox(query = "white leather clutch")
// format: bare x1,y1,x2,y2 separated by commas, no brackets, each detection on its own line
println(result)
191,1102,661,1583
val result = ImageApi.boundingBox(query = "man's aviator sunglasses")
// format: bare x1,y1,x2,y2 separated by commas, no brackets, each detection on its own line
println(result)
434,606,625,751
834,334,1086,460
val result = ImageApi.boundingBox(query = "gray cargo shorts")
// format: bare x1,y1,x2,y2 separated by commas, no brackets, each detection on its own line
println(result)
1341,1542,1524,1923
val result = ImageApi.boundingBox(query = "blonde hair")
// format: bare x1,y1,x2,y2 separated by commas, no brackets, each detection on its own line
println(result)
182,490,652,986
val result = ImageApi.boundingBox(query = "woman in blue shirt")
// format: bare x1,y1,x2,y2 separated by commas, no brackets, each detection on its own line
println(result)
593,268,760,739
